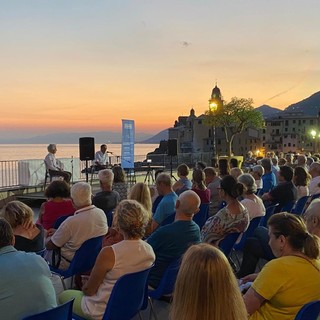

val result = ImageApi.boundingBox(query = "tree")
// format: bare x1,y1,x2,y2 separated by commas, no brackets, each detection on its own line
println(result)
204,97,265,157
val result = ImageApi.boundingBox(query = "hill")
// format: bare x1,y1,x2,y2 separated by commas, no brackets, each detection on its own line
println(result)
255,105,281,118
139,129,168,143
285,91,320,116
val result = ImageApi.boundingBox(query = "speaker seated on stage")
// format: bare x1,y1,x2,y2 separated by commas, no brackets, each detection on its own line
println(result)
44,144,71,183
92,144,109,171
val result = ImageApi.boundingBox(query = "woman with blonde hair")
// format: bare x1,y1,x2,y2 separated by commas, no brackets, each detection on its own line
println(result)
128,182,152,216
170,243,247,320
60,200,155,320
1,200,44,252
244,212,320,319
192,169,211,203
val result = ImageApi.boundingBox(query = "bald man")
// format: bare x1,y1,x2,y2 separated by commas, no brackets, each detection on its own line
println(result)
147,190,201,288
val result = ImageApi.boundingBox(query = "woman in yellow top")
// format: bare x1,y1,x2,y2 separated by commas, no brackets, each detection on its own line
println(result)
243,212,320,320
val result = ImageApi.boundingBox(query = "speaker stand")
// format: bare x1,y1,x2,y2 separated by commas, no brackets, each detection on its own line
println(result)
85,160,89,183
169,155,177,181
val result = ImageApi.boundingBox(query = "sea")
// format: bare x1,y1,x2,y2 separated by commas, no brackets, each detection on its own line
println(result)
0,144,159,161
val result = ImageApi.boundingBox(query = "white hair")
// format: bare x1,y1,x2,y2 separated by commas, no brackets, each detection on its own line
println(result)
98,169,114,186
71,182,92,207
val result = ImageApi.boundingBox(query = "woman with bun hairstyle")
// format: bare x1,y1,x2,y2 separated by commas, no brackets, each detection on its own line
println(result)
201,175,249,245
170,243,247,320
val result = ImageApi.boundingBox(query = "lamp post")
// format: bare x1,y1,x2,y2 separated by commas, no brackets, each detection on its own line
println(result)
310,129,320,154
208,100,218,166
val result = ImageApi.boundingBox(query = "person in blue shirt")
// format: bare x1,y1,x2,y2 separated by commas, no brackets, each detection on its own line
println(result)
0,218,56,320
147,190,201,288
261,158,277,195
151,173,178,232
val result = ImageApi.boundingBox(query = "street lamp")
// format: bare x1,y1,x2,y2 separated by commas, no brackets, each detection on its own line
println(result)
310,129,320,154
208,99,218,166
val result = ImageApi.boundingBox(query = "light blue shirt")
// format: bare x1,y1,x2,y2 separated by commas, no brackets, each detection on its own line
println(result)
153,192,178,224
0,246,57,320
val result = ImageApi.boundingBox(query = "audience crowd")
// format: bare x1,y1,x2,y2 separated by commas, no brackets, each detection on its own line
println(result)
1,151,320,320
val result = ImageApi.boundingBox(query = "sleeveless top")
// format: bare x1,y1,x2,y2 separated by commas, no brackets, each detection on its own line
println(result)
81,239,155,320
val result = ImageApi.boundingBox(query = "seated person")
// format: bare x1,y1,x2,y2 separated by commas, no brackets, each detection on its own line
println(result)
191,169,211,203
151,173,178,232
1,201,45,252
44,144,71,183
0,218,56,320
238,174,265,220
262,165,297,208
46,182,108,270
201,175,250,245
260,158,277,195
92,169,121,215
147,190,201,288
243,213,320,320
171,243,247,320
172,163,192,195
93,144,109,171
38,180,75,230
230,167,243,179
204,167,221,216
59,200,155,320
251,165,264,190
112,165,128,201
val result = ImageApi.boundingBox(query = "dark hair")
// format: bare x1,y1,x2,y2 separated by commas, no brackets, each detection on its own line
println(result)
229,158,239,168
279,165,293,182
112,165,126,183
294,166,311,187
261,158,272,172
177,163,189,177
268,212,320,259
220,175,244,198
45,180,71,198
204,167,217,177
0,218,14,248
195,161,207,170
218,159,230,176
192,169,206,190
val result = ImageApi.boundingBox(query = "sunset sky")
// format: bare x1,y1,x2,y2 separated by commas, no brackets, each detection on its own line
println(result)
1,0,320,139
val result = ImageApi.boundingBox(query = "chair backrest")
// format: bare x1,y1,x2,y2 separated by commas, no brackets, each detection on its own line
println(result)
278,200,295,213
102,266,153,320
105,210,113,228
148,258,181,299
218,232,240,256
50,236,103,278
22,299,74,320
259,204,279,227
193,203,210,229
291,196,310,215
234,216,262,251
295,300,320,320
53,215,71,229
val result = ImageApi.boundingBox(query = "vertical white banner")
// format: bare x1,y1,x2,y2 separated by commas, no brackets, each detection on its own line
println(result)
121,119,135,169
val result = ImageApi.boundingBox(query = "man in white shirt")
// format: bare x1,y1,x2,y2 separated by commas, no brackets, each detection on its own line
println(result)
44,144,72,183
309,162,320,195
93,144,109,171
46,182,108,269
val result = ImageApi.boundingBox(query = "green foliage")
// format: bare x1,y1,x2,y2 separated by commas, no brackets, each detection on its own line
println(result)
204,97,265,156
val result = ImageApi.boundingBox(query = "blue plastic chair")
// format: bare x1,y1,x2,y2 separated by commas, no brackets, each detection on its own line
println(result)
259,204,279,227
291,196,310,215
295,300,320,320
53,214,71,229
148,259,181,320
22,299,74,320
105,210,113,227
279,200,295,213
193,203,210,229
73,266,152,320
218,232,241,257
50,236,103,289
234,216,262,251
